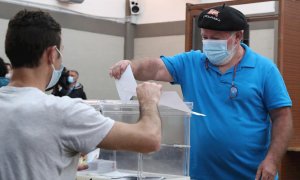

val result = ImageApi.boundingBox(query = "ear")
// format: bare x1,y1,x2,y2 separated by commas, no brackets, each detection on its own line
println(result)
46,46,56,65
235,31,244,43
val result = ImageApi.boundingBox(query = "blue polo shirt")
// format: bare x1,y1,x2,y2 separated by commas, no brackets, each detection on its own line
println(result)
161,44,292,179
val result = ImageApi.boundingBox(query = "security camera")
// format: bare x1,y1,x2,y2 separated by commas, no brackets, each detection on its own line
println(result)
129,0,140,15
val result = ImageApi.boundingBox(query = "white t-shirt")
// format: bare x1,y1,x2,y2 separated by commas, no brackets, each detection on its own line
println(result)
0,86,114,180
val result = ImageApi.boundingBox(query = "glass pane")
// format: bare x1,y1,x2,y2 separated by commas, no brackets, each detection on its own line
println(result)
249,20,277,63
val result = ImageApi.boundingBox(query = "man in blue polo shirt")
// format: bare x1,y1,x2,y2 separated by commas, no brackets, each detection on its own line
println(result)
109,5,293,180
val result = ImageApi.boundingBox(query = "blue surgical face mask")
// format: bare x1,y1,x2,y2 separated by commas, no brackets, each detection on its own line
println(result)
46,47,64,89
67,76,75,84
203,36,237,66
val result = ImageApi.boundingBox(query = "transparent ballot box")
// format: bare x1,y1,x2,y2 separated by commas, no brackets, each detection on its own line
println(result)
78,100,192,180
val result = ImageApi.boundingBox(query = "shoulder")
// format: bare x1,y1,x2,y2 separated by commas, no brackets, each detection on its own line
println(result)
74,83,84,90
243,44,277,72
254,52,275,67
176,50,204,60
46,95,90,115
254,53,278,75
161,50,205,63
244,46,283,86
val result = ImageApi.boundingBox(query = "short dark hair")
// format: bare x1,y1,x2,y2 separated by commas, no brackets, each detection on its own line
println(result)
70,70,79,76
5,10,61,68
0,57,8,77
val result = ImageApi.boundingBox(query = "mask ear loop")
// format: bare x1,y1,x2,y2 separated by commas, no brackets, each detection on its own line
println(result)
55,46,63,59
227,33,239,61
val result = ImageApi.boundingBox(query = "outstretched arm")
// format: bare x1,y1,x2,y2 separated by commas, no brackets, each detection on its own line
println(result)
109,58,173,82
97,82,163,154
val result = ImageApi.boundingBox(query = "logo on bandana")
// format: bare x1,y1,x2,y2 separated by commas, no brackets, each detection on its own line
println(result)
207,9,219,17
204,9,221,22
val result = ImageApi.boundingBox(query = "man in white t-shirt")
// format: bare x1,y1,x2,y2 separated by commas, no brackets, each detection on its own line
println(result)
0,10,162,180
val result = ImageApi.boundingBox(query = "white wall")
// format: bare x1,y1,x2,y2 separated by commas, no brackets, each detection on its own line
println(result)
250,29,275,61
134,35,185,58
0,18,124,99
134,35,185,97
0,19,9,63
134,0,275,24
4,0,275,24
134,0,196,24
61,28,124,99
2,0,126,19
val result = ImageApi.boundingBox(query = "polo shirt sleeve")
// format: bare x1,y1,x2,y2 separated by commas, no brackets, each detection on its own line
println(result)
161,50,201,84
263,65,292,111
60,99,115,154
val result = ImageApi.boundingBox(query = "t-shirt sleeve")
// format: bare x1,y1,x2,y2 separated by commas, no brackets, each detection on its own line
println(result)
60,99,114,154
263,65,292,111
161,50,201,84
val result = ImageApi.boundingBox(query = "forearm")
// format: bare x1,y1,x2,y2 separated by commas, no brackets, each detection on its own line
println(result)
138,101,162,147
98,82,162,153
98,102,161,153
266,107,293,165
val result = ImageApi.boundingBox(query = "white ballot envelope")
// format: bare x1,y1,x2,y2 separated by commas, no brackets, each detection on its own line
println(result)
115,65,206,116
159,91,206,116
115,65,137,102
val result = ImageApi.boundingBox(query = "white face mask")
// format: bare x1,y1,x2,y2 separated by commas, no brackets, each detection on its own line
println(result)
203,35,238,66
46,47,64,89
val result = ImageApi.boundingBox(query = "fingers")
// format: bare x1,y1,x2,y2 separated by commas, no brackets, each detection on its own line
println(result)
261,170,275,180
137,82,162,104
109,60,131,79
137,82,162,94
255,165,262,180
256,163,276,180
77,164,88,171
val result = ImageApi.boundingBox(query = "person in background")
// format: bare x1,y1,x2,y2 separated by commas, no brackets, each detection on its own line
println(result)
110,5,293,180
0,10,163,180
60,69,87,99
0,57,9,87
51,67,70,95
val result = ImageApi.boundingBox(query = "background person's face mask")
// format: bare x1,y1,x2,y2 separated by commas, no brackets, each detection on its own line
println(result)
203,35,237,65
67,76,75,84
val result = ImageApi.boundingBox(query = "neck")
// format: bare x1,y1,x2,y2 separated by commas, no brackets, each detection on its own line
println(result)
8,67,49,91
219,45,244,73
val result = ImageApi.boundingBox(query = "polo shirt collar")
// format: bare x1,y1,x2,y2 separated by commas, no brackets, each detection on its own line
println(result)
239,43,256,68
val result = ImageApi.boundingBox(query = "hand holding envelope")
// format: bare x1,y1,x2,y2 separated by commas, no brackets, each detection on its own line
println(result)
115,65,205,116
